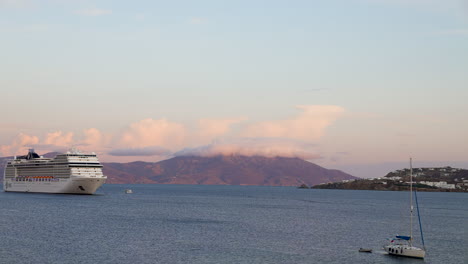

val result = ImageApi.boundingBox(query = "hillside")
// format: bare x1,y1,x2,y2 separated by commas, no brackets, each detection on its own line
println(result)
102,155,358,186
313,166,468,192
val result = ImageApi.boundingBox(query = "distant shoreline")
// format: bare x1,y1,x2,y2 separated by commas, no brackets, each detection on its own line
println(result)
309,166,468,193
310,179,468,193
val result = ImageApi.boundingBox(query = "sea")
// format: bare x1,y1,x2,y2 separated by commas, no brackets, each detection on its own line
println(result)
0,184,466,264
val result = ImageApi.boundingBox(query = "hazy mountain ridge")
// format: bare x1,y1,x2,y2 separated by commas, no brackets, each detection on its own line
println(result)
102,155,358,186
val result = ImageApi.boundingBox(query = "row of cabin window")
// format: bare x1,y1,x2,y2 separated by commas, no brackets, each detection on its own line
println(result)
15,178,59,182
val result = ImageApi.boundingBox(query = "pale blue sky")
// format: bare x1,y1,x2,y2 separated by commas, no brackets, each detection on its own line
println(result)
1,0,467,177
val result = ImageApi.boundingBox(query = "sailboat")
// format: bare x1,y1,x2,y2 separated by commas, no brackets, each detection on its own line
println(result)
383,158,426,259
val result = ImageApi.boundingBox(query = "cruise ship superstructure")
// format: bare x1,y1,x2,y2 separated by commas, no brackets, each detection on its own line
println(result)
3,149,106,194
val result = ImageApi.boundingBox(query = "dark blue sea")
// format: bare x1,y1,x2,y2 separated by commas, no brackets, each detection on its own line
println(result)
0,184,466,264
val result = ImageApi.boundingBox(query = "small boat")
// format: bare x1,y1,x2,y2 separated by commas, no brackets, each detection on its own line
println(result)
358,248,372,253
383,158,426,259
124,189,133,194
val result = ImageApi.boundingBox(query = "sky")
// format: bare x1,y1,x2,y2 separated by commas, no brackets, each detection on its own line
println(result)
1,0,467,178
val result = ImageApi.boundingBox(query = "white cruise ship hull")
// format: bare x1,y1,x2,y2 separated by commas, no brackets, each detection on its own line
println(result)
3,177,106,195
3,149,107,195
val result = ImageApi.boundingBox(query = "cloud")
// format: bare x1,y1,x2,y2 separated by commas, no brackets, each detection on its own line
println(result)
0,129,109,157
117,118,187,150
29,144,68,153
0,133,39,156
242,105,345,141
189,17,208,25
44,131,74,146
14,133,39,146
0,105,346,161
0,131,77,156
82,128,111,148
195,117,246,143
175,138,320,160
108,146,170,157
17,131,75,154
74,8,112,16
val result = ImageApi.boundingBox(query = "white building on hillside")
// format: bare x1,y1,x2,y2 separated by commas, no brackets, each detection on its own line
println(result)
419,181,456,189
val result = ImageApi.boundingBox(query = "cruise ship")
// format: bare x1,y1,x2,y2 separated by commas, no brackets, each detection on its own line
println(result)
3,149,106,194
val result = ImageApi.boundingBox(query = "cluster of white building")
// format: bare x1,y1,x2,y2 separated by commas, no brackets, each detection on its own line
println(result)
419,181,456,189
382,167,468,190
341,179,355,183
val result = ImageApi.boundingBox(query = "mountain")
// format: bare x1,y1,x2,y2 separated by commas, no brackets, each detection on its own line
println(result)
0,153,357,186
102,155,358,186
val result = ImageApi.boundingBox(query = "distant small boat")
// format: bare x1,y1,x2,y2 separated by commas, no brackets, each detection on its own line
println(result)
124,189,133,194
359,248,372,253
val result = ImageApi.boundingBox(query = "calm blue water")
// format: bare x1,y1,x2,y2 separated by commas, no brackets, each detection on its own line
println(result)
0,184,466,264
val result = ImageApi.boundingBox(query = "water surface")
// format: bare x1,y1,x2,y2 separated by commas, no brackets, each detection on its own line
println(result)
0,184,466,263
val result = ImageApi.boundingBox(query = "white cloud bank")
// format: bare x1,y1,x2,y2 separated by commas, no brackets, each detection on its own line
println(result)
175,138,321,160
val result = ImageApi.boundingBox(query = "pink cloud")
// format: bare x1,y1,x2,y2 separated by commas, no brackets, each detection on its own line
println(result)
117,118,187,150
242,105,345,141
0,133,39,156
195,117,246,143
0,105,345,161
82,128,112,148
44,131,74,147
1,130,87,156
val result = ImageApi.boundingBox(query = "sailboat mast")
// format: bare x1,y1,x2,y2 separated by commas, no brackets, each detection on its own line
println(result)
414,188,426,250
410,158,413,246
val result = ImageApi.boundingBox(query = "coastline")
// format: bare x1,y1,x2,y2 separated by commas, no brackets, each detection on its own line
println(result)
312,179,468,192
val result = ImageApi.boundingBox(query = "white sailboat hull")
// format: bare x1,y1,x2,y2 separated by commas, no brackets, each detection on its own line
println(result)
383,159,426,259
384,245,425,259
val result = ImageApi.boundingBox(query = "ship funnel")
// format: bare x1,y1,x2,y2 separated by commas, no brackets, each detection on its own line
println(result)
26,149,40,160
